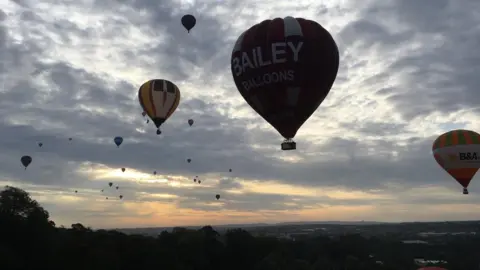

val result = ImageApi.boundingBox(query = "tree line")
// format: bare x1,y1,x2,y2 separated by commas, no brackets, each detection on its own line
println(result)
0,186,477,270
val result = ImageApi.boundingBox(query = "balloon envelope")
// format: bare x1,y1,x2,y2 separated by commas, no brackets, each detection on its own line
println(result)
138,79,181,128
432,129,480,189
114,137,123,147
215,194,220,200
188,119,194,126
231,16,339,140
181,14,196,32
21,155,32,168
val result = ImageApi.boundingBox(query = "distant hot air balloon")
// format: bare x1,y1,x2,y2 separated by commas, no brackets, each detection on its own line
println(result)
198,180,201,184
153,171,157,175
75,190,77,193
229,168,232,172
141,111,149,123
21,155,32,169
119,195,123,199
109,182,113,187
101,189,104,192
215,194,220,200
38,142,43,147
68,138,72,141
432,129,480,194
231,16,339,150
194,178,197,182
116,186,119,190
187,158,191,163
114,137,123,147
188,119,194,126
106,197,109,200
138,79,181,135
181,14,196,33
121,168,125,172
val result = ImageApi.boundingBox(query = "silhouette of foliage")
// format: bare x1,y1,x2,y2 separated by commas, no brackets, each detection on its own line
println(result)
0,186,478,270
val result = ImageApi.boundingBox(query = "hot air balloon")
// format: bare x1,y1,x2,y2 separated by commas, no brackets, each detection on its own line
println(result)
114,137,123,147
138,79,181,135
215,194,220,200
194,178,197,182
188,119,194,126
121,168,125,172
106,197,109,200
231,16,339,150
432,129,480,194
109,182,113,187
141,111,149,123
21,155,32,169
187,158,191,163
153,171,157,175
181,14,196,33
68,138,72,141
119,195,123,199
75,190,77,193
116,186,119,190
198,180,201,184
101,189,104,192
229,168,232,172
38,142,43,147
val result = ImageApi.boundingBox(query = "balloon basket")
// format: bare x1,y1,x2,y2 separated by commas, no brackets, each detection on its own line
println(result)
281,140,296,150
463,188,469,195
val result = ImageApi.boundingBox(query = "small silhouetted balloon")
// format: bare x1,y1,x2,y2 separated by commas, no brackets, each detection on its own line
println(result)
21,155,32,169
114,136,123,147
38,143,43,147
215,194,220,200
181,14,196,32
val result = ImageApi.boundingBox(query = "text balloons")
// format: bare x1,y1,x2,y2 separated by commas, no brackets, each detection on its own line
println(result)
432,129,480,194
231,16,339,149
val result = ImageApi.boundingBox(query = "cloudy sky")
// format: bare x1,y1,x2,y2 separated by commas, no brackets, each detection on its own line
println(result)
1,0,480,229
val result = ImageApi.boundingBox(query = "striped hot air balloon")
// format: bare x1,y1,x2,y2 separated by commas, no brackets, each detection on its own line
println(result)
138,79,181,135
432,129,480,194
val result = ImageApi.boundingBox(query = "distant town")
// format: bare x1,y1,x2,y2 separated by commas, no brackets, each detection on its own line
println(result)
115,220,479,241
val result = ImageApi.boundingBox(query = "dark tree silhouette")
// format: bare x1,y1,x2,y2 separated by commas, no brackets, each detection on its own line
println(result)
0,186,478,270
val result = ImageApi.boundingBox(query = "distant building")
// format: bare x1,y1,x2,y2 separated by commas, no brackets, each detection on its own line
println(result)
403,240,429,244
414,258,448,266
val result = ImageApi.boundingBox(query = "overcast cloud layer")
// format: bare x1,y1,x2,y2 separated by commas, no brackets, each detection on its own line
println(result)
1,0,480,228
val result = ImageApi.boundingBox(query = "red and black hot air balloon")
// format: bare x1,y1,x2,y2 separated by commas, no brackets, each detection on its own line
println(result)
231,16,339,150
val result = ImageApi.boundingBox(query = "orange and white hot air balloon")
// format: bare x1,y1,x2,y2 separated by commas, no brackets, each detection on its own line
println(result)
432,129,480,194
